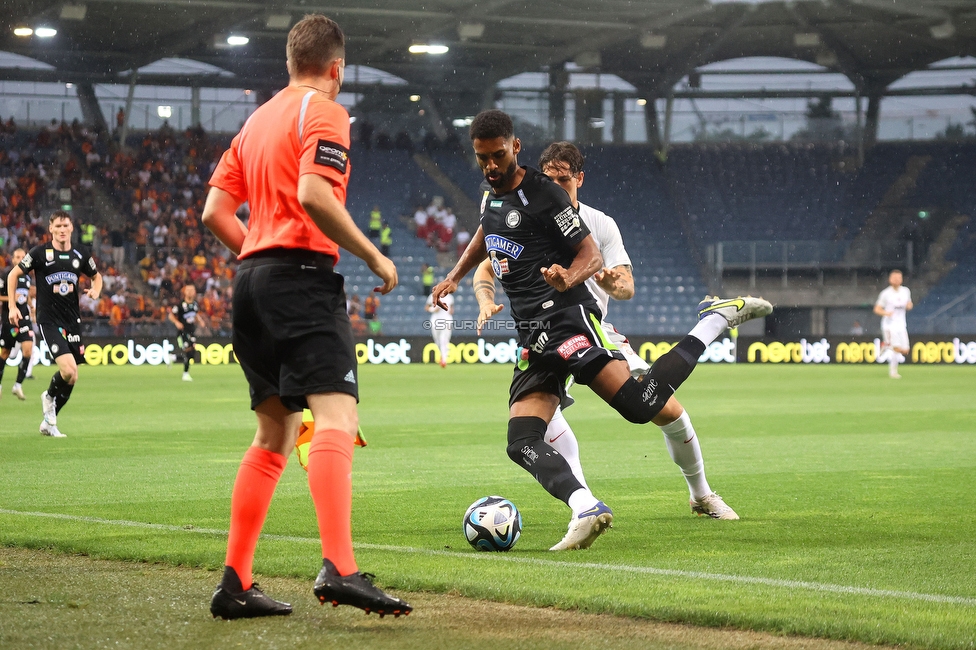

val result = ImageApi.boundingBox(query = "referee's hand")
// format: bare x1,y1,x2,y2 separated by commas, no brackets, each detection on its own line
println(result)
369,254,398,294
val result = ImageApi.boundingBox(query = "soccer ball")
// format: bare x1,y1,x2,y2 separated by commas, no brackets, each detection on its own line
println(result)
463,496,521,552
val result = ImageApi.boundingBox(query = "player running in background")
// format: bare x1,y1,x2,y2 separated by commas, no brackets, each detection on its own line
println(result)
473,142,740,544
7,211,102,437
1,248,36,401
425,285,453,367
168,284,203,381
874,269,913,379
432,110,770,551
202,14,409,620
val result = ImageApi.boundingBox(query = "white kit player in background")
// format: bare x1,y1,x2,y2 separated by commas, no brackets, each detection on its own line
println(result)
475,142,743,540
426,288,453,368
874,269,913,379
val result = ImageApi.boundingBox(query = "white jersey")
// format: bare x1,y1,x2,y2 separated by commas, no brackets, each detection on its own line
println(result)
578,202,631,321
876,286,911,330
426,292,453,323
576,202,649,379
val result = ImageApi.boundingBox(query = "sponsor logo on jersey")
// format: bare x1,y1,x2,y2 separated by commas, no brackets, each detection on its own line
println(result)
530,331,549,354
517,189,529,206
480,190,490,214
484,234,524,258
554,206,582,236
505,210,521,228
541,300,554,309
490,200,503,208
45,250,54,262
72,259,80,269
46,271,78,286
313,140,349,173
490,253,510,278
557,335,591,359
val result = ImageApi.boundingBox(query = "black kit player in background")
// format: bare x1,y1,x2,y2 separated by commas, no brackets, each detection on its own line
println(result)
1,248,36,401
7,210,103,437
431,110,771,551
168,284,204,382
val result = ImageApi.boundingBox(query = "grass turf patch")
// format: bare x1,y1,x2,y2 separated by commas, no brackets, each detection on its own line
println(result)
1,362,974,648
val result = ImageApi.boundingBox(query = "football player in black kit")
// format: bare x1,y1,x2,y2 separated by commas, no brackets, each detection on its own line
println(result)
431,110,771,550
1,248,36,402
7,211,103,437
168,284,203,382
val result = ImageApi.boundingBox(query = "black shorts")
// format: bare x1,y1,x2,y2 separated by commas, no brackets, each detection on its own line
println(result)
39,322,85,364
233,249,357,412
1,319,34,349
177,332,197,351
509,304,625,407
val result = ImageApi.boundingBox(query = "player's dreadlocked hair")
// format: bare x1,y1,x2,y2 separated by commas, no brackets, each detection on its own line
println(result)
538,141,585,176
469,109,514,141
287,14,345,77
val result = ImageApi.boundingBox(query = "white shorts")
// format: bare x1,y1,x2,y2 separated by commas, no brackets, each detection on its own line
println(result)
605,325,650,378
883,326,910,351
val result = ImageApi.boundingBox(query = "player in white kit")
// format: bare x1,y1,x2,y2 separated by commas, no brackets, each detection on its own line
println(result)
426,290,454,368
474,143,740,547
874,269,912,379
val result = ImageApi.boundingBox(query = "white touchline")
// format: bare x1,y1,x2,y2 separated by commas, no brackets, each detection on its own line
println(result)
2,508,974,607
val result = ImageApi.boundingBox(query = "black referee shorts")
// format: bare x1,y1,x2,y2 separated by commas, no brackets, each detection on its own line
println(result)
509,304,625,407
233,249,358,412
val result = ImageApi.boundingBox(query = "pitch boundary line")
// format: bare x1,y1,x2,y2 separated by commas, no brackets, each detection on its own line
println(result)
2,507,974,607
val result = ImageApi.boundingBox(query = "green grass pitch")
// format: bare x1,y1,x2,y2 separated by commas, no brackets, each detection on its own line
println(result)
1,361,975,648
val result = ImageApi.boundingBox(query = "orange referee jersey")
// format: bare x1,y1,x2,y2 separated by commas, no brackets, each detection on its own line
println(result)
209,86,352,260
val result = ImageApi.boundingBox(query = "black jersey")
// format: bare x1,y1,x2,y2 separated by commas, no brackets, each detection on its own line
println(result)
479,166,595,323
19,244,98,326
172,299,200,336
0,268,32,324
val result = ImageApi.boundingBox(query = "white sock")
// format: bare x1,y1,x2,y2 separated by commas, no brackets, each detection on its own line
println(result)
889,355,899,375
567,488,598,516
659,410,712,501
546,408,588,489
688,314,727,347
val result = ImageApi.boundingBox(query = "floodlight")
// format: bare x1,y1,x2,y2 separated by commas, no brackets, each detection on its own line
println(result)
227,35,249,46
157,106,173,119
408,44,449,55
13,27,33,37
35,27,58,38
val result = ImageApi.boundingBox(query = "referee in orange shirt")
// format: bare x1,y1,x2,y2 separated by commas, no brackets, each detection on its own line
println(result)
202,14,409,620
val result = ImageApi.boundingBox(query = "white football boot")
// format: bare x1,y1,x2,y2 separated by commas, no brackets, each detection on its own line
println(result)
40,420,66,437
697,296,773,328
550,501,613,551
690,493,739,520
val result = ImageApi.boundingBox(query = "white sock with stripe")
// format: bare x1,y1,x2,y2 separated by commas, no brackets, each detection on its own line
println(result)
546,408,588,490
688,314,728,347
660,410,712,501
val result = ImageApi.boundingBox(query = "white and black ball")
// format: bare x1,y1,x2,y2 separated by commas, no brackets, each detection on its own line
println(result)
463,496,522,552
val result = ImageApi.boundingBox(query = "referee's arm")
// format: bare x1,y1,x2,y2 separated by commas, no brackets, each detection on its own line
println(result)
202,188,248,256
297,173,397,294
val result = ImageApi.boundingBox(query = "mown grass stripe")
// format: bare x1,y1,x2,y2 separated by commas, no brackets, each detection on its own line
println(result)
3,507,973,607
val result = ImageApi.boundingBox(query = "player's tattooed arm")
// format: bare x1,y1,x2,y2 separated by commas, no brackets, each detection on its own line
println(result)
473,258,503,335
433,227,488,310
595,264,634,300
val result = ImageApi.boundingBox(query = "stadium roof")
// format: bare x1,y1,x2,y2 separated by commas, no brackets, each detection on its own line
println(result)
2,0,974,106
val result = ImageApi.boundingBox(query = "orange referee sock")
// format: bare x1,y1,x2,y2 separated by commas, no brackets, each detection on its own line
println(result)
307,428,358,576
224,446,287,591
